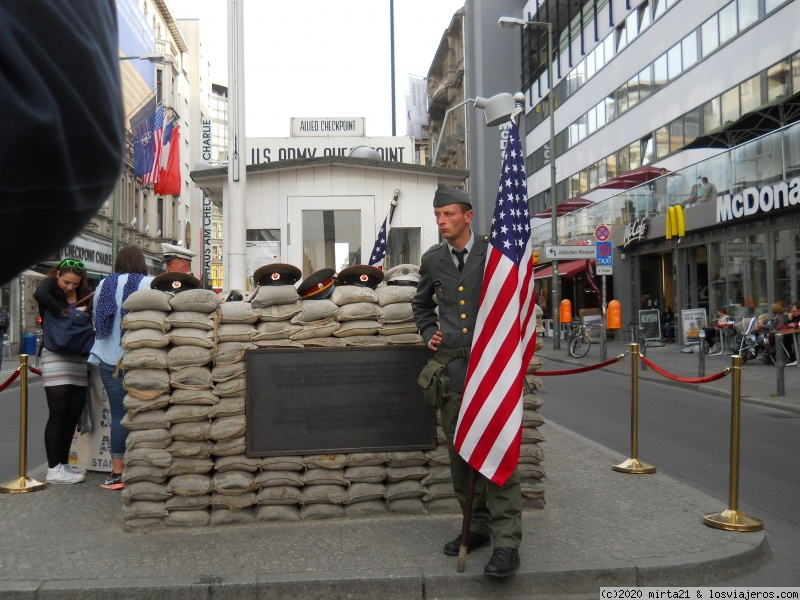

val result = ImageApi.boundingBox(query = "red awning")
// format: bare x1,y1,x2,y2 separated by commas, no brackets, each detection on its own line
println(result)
531,197,593,219
594,165,667,190
533,259,593,280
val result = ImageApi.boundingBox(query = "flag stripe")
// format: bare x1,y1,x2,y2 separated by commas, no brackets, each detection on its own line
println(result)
454,119,536,486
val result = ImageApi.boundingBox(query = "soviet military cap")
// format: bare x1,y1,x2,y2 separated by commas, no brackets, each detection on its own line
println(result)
150,271,202,293
384,263,420,287
336,264,384,290
432,183,471,208
297,268,336,300
252,263,302,286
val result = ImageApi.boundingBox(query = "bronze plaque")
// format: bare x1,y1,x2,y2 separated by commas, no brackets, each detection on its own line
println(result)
245,346,434,456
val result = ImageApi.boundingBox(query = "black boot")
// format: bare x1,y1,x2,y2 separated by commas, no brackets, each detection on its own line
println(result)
483,547,520,578
443,532,491,556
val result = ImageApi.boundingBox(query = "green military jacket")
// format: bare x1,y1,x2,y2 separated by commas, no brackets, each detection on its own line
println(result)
412,232,488,393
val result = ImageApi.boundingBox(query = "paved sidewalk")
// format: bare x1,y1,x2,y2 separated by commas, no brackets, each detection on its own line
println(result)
1,339,790,599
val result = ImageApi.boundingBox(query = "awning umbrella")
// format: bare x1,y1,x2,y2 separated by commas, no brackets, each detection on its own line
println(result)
531,197,593,219
594,165,667,190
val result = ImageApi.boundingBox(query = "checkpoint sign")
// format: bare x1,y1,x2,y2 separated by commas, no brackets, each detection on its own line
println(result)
595,224,610,242
596,241,613,275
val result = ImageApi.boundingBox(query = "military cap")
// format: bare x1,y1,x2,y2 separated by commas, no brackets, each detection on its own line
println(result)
150,272,202,293
336,264,384,289
252,263,302,286
161,243,196,264
384,263,420,287
432,183,471,208
297,268,336,300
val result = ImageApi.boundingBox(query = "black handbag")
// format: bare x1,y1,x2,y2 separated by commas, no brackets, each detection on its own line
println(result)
42,293,95,357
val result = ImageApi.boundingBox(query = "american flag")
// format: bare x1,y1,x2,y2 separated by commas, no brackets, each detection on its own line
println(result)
368,216,389,269
368,198,398,269
454,119,537,486
142,106,165,185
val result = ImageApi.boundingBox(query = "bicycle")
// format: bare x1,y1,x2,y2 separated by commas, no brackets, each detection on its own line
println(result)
628,322,648,354
566,318,591,358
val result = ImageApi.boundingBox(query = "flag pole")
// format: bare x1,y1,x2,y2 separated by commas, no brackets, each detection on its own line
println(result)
457,467,478,572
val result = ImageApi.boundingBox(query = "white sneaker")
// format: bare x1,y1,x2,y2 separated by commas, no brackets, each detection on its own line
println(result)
64,464,86,475
786,360,797,366
46,464,85,485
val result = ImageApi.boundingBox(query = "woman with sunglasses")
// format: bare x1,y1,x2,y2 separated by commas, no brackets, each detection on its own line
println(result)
88,246,152,490
34,259,93,485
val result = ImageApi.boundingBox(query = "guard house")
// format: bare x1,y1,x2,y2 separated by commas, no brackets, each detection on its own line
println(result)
190,153,468,286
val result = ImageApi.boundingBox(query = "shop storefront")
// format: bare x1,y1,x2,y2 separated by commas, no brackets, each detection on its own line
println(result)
532,121,800,337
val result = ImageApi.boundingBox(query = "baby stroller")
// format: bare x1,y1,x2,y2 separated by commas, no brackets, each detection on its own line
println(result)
733,317,759,363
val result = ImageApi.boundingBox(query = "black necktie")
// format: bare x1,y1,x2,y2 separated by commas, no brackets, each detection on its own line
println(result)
454,248,468,272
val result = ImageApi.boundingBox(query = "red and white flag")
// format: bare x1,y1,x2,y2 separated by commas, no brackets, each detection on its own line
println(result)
454,119,537,486
154,122,181,196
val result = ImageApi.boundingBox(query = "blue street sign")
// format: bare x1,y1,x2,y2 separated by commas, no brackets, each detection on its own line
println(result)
596,241,613,266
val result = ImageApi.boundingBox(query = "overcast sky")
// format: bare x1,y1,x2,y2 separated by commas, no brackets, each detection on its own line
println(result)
167,0,466,138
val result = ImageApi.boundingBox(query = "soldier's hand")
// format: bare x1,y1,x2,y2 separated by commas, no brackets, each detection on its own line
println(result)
428,331,443,351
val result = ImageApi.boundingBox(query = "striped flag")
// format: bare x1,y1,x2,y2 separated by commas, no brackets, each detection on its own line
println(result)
454,120,537,486
368,196,398,269
142,105,165,185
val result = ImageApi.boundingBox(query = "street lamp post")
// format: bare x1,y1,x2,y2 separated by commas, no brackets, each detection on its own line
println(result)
499,17,559,349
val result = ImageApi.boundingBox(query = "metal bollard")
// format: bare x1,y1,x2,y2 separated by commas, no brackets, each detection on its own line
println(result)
775,332,785,397
703,354,763,531
698,330,706,377
613,343,656,474
0,355,46,493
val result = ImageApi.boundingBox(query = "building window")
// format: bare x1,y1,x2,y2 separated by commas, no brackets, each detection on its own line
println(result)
639,65,652,101
740,74,762,115
738,0,759,31
653,53,668,90
721,86,740,123
766,0,789,13
655,125,669,158
682,31,698,71
704,96,722,131
718,2,737,45
767,60,790,101
701,15,719,57
667,42,682,80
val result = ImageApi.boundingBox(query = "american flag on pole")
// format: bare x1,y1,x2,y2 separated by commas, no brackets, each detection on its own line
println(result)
454,119,537,486
368,216,389,269
142,105,165,185
368,196,398,269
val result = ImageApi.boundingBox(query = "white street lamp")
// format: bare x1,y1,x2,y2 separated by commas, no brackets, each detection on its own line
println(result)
499,16,560,349
431,92,518,164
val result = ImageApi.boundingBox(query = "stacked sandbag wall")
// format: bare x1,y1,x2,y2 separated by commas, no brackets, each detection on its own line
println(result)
116,286,545,530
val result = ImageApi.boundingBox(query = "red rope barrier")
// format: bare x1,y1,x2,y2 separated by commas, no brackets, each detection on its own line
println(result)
536,353,627,376
27,365,42,376
639,354,730,383
0,368,21,392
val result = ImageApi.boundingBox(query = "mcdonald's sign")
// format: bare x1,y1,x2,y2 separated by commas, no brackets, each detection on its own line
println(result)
666,205,686,239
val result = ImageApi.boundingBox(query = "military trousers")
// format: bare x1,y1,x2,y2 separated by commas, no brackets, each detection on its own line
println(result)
440,391,522,549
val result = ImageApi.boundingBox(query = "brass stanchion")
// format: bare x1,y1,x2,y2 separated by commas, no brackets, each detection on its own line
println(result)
0,355,46,493
703,354,763,531
613,343,656,474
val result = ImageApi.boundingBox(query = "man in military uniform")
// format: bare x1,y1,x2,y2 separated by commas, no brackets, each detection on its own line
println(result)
412,183,523,578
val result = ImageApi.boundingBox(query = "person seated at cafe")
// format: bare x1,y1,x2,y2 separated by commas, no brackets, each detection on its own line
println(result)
702,306,733,355
698,177,718,204
762,302,796,365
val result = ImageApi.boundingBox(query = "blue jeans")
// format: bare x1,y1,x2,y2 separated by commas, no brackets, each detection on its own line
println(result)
99,361,127,459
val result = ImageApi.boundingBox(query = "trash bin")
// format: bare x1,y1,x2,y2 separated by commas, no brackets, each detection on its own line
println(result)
22,333,37,356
